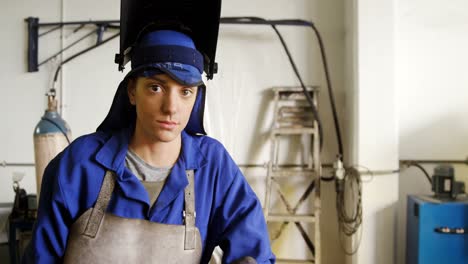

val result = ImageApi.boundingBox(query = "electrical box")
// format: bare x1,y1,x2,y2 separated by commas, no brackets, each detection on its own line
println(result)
406,195,468,264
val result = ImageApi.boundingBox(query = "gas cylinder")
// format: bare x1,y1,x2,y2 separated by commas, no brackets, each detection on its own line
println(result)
33,92,71,201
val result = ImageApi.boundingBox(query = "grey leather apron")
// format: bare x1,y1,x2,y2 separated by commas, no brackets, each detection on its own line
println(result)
63,170,202,264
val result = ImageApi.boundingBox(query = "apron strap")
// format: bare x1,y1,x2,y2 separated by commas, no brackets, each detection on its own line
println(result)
184,169,197,250
83,170,115,238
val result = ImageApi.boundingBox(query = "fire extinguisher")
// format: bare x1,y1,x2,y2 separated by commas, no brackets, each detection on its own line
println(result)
33,89,71,202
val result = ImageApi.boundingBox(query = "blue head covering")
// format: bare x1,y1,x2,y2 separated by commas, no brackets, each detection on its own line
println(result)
97,30,206,135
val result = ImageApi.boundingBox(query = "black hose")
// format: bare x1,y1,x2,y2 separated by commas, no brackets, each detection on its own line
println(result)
270,24,324,150
41,117,71,144
308,23,343,160
220,17,344,162
408,162,432,184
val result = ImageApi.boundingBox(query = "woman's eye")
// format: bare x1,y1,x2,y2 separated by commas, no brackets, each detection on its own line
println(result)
149,85,162,93
182,89,193,97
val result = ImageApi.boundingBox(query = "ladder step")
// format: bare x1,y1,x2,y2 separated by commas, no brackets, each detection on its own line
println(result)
279,106,313,114
273,86,319,93
267,214,315,222
272,127,317,135
270,169,316,178
278,95,314,101
278,116,313,123
276,259,315,264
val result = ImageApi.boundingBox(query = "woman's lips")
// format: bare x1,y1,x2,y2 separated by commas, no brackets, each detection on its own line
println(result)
157,120,178,130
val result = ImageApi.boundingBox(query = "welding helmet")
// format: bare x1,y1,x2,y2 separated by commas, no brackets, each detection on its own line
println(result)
97,29,206,135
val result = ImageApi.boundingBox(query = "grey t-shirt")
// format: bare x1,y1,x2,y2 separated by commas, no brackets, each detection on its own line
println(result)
125,149,172,206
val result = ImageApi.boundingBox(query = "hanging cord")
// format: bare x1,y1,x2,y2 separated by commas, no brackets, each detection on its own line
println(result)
336,166,363,255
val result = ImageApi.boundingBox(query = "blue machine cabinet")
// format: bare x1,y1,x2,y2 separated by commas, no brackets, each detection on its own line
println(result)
406,195,468,264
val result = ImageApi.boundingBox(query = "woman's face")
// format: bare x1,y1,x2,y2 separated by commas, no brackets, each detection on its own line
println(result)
128,73,198,143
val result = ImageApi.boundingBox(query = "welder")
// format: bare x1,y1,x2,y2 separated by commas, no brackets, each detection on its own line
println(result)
22,3,274,264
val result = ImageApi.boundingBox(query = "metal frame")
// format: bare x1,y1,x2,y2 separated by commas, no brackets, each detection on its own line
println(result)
25,17,317,75
25,17,120,73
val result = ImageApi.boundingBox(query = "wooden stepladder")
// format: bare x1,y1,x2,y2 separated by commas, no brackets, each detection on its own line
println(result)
264,86,322,264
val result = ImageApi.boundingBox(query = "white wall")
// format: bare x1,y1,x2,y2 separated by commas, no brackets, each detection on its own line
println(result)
396,1,468,264
0,0,63,203
345,0,399,263
0,0,348,263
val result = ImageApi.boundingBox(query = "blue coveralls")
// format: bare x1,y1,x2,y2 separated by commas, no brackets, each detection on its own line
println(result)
24,128,275,263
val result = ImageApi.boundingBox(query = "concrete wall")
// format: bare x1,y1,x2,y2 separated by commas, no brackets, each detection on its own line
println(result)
0,0,348,263
396,1,468,263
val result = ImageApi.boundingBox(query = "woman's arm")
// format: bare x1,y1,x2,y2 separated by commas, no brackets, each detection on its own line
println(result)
22,155,72,264
213,169,276,264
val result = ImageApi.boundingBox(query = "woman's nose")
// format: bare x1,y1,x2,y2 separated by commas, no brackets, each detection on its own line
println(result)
161,92,178,115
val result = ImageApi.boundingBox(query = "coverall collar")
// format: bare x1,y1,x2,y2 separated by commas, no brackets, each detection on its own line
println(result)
95,127,207,207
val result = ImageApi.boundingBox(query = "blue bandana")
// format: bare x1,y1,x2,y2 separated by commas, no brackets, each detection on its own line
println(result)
129,30,204,86
97,30,206,135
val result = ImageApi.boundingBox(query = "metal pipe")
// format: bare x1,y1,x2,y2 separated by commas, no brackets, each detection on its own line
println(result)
0,161,35,167
359,169,400,176
38,20,120,27
39,29,99,66
36,18,312,28
25,17,39,72
59,0,65,118
238,163,333,168
400,159,468,165
220,17,313,27
39,25,62,37
53,32,120,82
